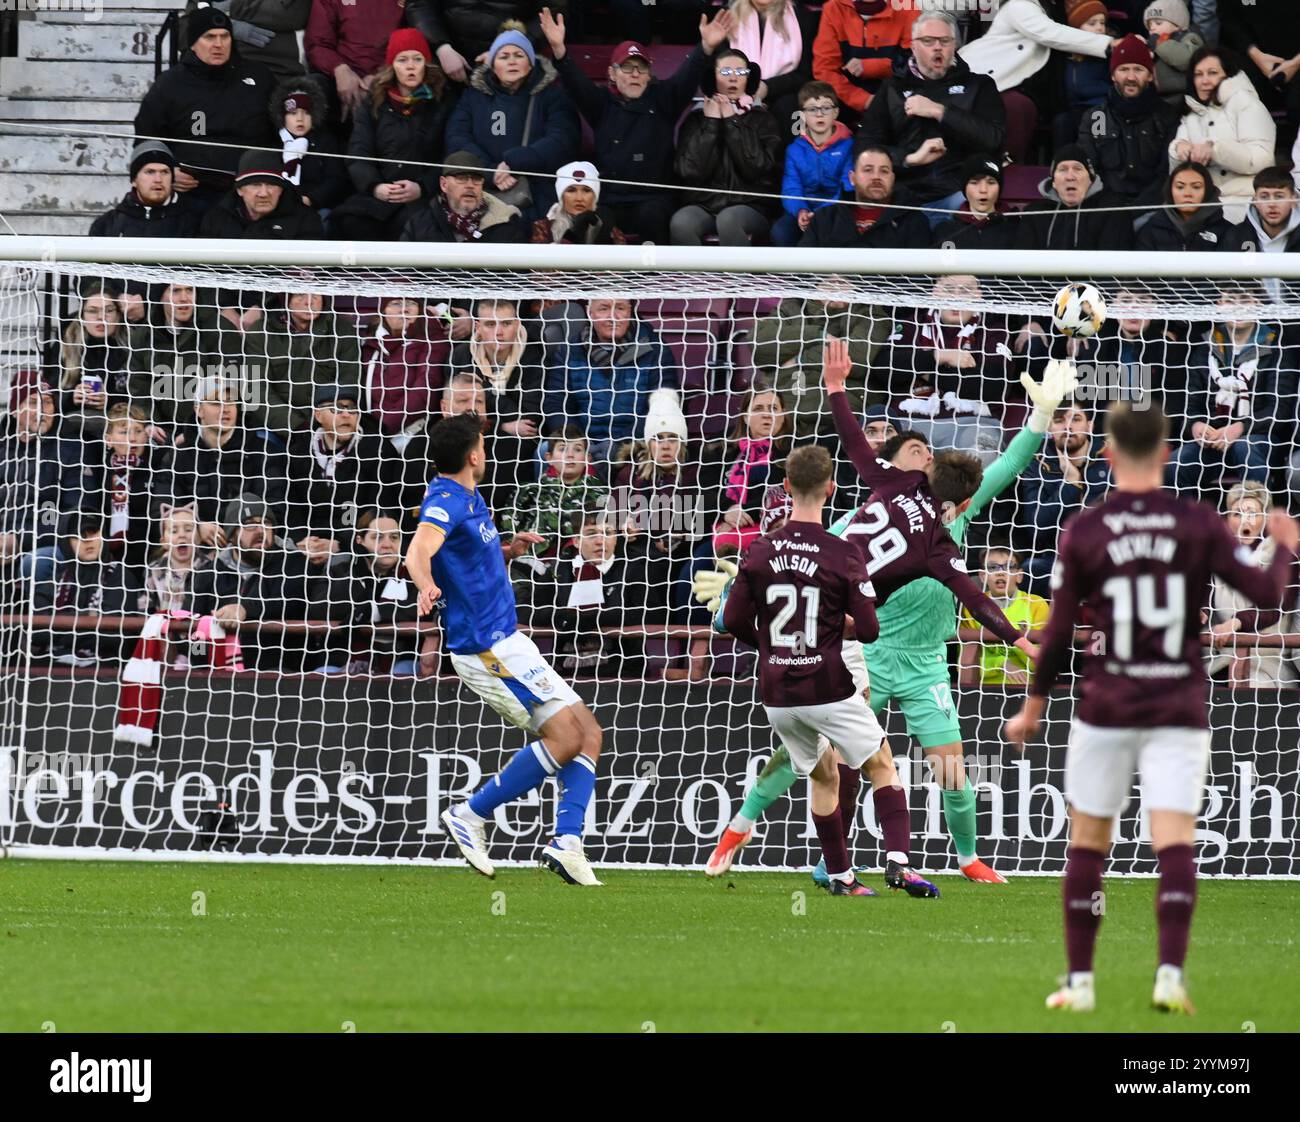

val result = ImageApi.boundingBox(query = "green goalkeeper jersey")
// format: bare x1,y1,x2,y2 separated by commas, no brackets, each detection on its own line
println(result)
829,424,1043,651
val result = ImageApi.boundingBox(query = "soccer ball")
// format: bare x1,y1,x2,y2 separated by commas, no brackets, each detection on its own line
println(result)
1051,283,1107,338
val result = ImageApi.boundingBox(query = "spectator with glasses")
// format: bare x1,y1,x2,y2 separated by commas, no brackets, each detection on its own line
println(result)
540,7,735,245
671,48,785,246
856,11,1006,228
958,543,1048,687
773,81,854,246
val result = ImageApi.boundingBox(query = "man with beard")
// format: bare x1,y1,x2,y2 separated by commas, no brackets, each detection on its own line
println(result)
1077,34,1181,213
800,145,931,248
89,141,201,239
1017,402,1112,594
400,151,529,243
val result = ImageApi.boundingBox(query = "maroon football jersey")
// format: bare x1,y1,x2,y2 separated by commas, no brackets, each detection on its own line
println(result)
723,519,879,707
1031,489,1295,728
829,392,1023,644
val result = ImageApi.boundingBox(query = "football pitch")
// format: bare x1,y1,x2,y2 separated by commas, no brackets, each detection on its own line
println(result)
2,859,1297,1033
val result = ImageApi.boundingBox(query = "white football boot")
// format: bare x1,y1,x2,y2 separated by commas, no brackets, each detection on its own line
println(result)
441,807,495,878
1045,973,1096,1012
542,836,603,886
1151,965,1195,1015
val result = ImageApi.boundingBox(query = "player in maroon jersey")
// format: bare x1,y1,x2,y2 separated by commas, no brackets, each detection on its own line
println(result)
1005,402,1300,1014
822,338,1039,661
722,444,940,898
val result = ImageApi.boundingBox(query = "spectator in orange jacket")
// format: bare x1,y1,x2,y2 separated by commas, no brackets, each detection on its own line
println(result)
811,0,912,117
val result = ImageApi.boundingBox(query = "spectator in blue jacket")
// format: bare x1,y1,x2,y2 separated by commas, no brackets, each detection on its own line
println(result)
444,22,580,221
773,81,854,246
544,298,681,464
1016,402,1111,594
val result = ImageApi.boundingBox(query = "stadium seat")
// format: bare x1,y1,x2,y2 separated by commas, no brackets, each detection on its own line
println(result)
1002,165,1047,211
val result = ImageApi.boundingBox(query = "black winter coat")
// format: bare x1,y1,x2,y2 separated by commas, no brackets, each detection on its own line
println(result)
163,425,291,529
856,57,1005,202
89,191,202,239
800,193,932,248
284,429,402,548
346,92,456,199
1077,87,1182,207
555,49,709,205
198,187,325,239
1015,180,1134,251
674,106,785,216
1134,205,1255,253
931,208,1018,250
0,428,80,555
134,50,278,190
32,550,138,662
404,0,568,62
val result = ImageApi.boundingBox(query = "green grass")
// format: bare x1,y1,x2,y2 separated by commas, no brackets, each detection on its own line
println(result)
1,859,1297,1032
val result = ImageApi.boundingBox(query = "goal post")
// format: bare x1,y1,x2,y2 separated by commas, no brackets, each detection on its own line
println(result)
0,238,1297,877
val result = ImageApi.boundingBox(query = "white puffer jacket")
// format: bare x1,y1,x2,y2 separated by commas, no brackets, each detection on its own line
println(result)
958,0,1109,93
1169,72,1277,215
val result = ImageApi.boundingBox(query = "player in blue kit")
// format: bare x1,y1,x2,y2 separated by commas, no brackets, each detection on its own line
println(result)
406,413,605,886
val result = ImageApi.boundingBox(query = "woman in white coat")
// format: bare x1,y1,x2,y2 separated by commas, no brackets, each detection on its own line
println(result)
1170,47,1277,221
959,0,1116,160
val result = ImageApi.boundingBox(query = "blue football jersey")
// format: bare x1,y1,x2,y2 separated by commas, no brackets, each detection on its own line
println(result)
419,477,518,655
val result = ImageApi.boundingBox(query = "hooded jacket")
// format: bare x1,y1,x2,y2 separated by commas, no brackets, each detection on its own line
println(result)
799,191,932,248
89,191,202,239
399,191,529,242
554,47,710,205
1015,174,1134,250
444,58,579,176
134,49,278,190
811,0,913,113
1243,202,1300,254
781,121,855,217
268,75,350,209
856,55,1006,202
1169,72,1276,210
1078,84,1182,207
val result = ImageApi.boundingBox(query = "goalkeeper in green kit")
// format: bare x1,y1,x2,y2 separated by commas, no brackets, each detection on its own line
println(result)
699,359,1079,883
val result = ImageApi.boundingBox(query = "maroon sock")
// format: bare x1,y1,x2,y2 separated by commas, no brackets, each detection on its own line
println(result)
1063,847,1106,974
812,809,850,878
1155,844,1197,969
837,764,861,842
872,784,911,860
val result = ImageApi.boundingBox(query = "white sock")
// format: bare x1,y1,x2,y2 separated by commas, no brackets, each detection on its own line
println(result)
887,850,908,866
454,803,486,826
1156,963,1183,983
833,870,855,885
957,852,978,869
1069,971,1094,988
730,812,756,832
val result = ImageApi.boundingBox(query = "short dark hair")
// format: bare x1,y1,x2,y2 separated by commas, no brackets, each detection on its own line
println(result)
797,80,837,108
1105,400,1168,458
1253,166,1297,195
427,412,485,474
546,423,588,446
930,449,983,506
852,143,893,170
878,429,928,464
1186,46,1241,94
784,444,833,499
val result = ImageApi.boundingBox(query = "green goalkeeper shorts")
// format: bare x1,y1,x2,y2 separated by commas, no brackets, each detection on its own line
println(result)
865,646,961,749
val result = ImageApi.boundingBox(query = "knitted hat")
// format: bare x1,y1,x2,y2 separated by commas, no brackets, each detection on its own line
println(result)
642,389,687,444
8,369,55,413
1051,144,1095,180
1109,33,1155,75
610,41,653,68
487,28,536,68
185,3,233,48
1065,0,1107,29
235,149,286,188
556,161,600,203
129,140,177,179
385,28,432,69
1143,0,1190,30
960,154,1003,188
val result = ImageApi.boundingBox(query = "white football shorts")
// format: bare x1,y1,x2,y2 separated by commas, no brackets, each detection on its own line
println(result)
766,692,887,778
450,631,582,734
1065,720,1212,818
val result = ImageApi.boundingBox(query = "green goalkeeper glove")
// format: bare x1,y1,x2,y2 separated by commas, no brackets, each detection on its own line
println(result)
1021,359,1080,434
692,559,738,615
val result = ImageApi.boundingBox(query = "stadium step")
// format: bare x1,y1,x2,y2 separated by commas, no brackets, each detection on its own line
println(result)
21,18,163,62
0,134,133,176
0,171,123,213
1,60,155,100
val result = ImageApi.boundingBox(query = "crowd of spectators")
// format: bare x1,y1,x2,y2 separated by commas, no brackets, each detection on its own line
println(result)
6,0,1300,684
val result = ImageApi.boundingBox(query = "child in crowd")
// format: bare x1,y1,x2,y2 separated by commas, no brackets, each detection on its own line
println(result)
270,75,350,213
1144,1,1204,105
773,81,854,247
1061,1,1113,143
501,425,610,561
959,544,1049,686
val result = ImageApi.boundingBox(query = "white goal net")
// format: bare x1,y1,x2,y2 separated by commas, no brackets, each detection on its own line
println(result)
1,240,1297,876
